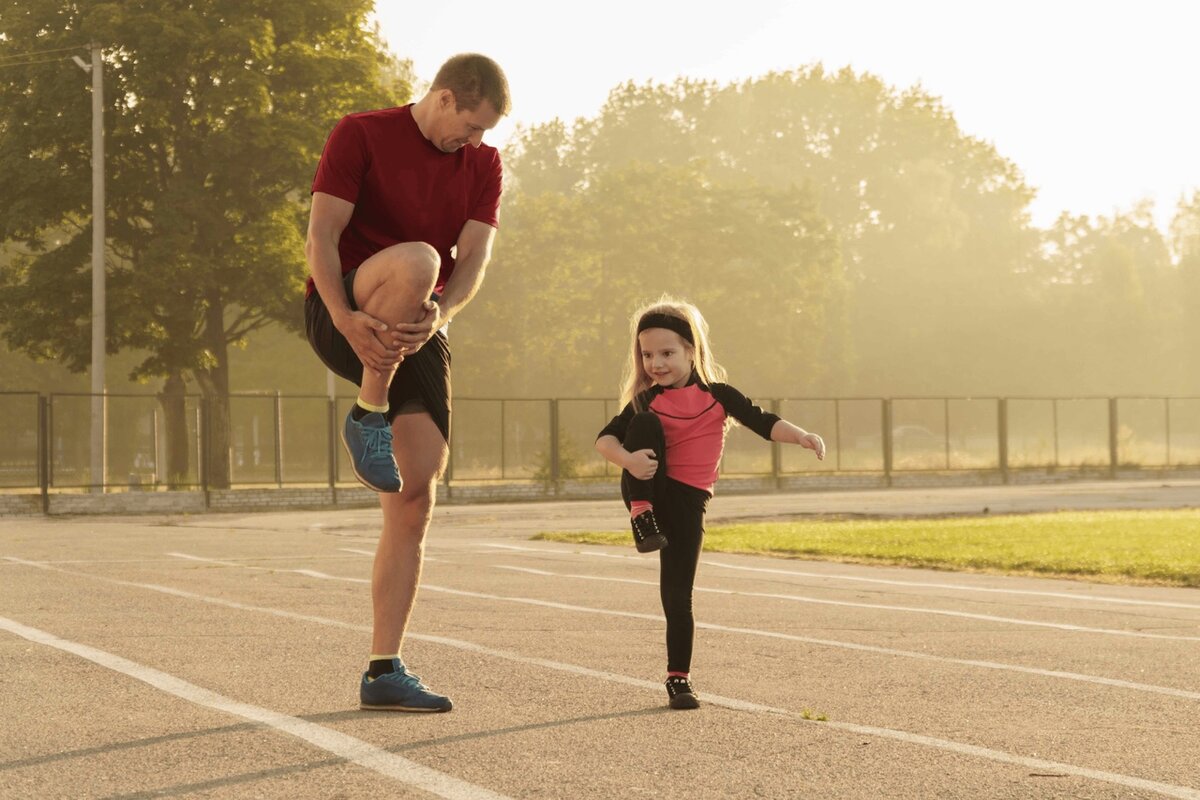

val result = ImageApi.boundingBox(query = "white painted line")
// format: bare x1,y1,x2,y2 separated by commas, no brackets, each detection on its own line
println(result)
169,552,245,566
493,566,1200,642
817,720,1200,800
166,554,367,585
481,543,1200,612
426,582,1200,701
339,548,449,564
702,560,1200,611
0,614,513,800
154,556,1200,700
6,556,1198,800
428,580,1200,702
295,569,369,582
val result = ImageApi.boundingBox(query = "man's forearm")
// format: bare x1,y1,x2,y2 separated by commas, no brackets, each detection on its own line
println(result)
436,248,490,324
306,235,351,322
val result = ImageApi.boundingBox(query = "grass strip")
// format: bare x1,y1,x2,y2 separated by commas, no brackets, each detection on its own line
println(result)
535,510,1200,586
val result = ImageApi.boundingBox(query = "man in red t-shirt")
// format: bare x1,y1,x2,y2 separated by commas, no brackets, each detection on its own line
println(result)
303,53,509,713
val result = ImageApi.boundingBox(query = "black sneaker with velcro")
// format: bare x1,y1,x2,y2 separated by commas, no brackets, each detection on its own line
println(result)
665,675,700,709
631,509,669,553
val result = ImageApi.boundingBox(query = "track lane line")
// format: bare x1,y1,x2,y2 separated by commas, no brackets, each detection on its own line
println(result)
157,553,1200,701
491,565,1200,641
0,614,513,800
6,555,1199,799
480,543,1200,611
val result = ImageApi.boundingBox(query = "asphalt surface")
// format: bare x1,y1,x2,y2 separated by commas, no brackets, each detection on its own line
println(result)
2,479,1199,799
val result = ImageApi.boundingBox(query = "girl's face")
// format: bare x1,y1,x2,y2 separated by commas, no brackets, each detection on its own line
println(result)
638,328,694,389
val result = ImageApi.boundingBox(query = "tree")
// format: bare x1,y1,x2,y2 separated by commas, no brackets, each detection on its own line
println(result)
500,68,1039,396
1034,205,1174,394
454,160,844,399
0,0,410,487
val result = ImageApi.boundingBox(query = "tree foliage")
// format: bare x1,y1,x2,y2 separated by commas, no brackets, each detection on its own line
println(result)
457,159,842,398
0,0,410,484
459,67,1043,397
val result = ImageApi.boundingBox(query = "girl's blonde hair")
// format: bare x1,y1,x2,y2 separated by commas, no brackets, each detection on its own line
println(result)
620,296,727,412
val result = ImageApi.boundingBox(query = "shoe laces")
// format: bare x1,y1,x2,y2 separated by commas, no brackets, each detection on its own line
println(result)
666,676,694,696
359,424,394,465
632,512,660,541
387,667,428,690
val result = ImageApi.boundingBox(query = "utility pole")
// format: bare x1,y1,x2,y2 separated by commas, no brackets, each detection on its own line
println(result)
74,44,105,493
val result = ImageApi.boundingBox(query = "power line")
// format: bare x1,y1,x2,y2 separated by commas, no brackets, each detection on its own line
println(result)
0,44,89,61
0,57,73,70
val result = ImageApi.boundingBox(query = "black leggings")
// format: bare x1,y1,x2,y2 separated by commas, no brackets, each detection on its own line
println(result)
620,412,711,673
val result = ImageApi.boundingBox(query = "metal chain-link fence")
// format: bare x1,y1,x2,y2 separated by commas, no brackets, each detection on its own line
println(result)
2,392,1198,493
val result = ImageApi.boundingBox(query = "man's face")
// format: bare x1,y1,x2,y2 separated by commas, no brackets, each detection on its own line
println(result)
432,91,502,153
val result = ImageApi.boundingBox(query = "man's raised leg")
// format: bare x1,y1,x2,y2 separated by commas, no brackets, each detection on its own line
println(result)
359,411,452,712
341,242,439,493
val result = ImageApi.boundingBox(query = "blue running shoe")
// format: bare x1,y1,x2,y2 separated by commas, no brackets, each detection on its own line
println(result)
341,410,401,493
360,660,453,712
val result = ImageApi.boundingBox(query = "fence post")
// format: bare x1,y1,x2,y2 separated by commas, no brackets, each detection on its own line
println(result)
152,404,162,487
39,395,49,514
834,399,842,472
1108,397,1119,477
327,397,338,505
499,400,507,480
998,398,1009,484
549,398,560,490
1165,398,1172,467
943,398,951,470
882,398,893,487
199,395,211,508
1052,399,1060,468
47,394,56,491
274,391,284,488
771,398,782,489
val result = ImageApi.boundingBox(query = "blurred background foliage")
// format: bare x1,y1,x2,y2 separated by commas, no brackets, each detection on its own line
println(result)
2,4,1198,407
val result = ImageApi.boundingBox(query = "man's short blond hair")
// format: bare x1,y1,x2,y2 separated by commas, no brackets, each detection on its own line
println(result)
432,53,511,116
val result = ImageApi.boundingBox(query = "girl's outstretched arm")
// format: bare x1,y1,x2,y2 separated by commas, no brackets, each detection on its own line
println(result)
770,420,826,460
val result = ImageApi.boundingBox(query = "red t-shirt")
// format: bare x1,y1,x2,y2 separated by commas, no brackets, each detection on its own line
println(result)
306,104,503,297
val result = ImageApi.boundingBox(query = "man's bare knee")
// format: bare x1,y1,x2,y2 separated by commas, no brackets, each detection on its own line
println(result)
382,241,439,276
355,243,440,320
397,481,436,523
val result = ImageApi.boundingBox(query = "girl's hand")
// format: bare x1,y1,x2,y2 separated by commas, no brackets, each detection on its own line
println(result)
625,448,659,480
801,433,826,460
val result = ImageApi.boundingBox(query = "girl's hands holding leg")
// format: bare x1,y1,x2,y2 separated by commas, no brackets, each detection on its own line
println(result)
625,448,659,480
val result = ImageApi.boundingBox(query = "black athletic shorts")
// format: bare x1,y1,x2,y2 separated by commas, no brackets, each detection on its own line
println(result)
304,268,451,443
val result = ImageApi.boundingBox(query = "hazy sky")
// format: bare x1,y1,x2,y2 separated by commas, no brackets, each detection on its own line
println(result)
372,0,1199,232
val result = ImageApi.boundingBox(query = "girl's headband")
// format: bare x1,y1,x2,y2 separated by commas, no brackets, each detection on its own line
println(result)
637,312,694,345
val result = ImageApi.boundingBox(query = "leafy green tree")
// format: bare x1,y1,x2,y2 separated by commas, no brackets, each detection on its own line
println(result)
0,0,410,486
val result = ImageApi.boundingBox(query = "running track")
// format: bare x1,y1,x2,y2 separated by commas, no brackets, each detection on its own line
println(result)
2,480,1199,798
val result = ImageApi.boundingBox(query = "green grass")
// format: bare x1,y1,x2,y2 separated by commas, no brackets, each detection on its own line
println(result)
534,510,1200,587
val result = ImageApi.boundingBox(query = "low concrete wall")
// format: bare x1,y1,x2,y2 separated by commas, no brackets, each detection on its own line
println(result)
0,494,43,516
3,466,1199,516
